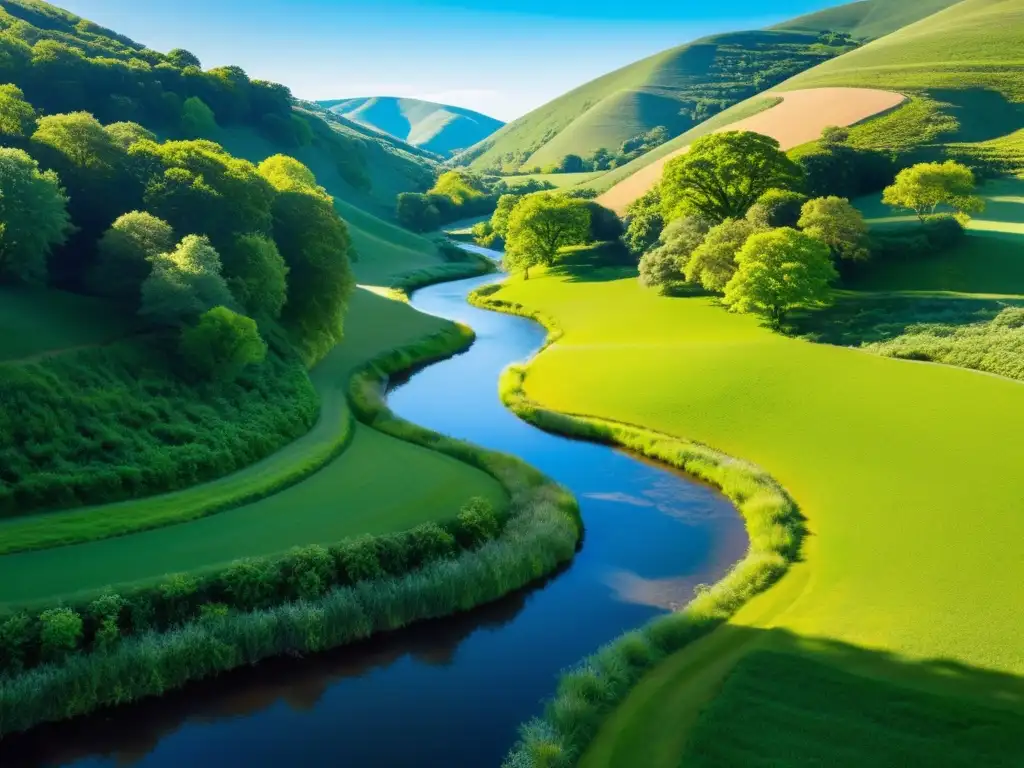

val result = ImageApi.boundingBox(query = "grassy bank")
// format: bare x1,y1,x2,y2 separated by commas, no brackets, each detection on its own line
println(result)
483,267,1024,766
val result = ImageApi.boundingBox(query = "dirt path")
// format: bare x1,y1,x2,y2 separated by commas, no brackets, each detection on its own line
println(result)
598,87,907,215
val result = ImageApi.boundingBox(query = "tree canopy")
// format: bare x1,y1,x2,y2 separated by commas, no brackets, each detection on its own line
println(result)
93,211,176,301
180,306,267,380
882,161,984,222
798,196,870,263
723,228,837,324
638,215,709,293
181,96,217,138
0,147,71,283
140,234,233,327
685,217,759,293
221,233,288,319
661,131,803,224
0,83,36,141
746,188,808,230
504,194,590,279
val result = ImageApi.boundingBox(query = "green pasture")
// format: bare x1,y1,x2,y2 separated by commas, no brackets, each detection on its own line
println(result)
775,0,962,41
0,286,125,362
491,252,1024,765
0,287,506,606
501,171,602,189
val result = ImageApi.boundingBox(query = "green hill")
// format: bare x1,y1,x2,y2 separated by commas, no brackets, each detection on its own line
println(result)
780,0,1024,170
456,29,857,173
773,0,963,40
318,96,503,157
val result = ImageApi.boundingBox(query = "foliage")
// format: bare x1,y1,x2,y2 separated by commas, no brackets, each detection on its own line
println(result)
262,163,354,364
623,187,664,256
491,193,520,238
180,96,217,138
38,608,82,663
685,217,758,293
103,120,155,149
882,160,984,222
581,200,624,243
92,211,176,301
798,196,870,263
661,131,803,224
221,233,288,318
746,188,808,229
724,228,837,323
0,82,35,140
396,191,440,233
869,214,966,262
180,306,267,380
0,146,70,283
639,216,710,293
792,142,896,200
140,234,233,327
504,194,591,279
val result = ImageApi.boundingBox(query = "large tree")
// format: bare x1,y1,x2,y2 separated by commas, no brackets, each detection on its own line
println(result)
882,160,984,222
0,84,36,143
798,196,870,263
660,131,803,224
723,228,838,324
503,194,590,280
93,211,176,301
0,147,71,283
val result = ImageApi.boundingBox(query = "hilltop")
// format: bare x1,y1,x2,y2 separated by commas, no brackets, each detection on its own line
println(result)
774,0,963,40
318,96,503,158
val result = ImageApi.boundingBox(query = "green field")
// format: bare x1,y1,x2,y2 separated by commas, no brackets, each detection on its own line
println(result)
489,224,1024,764
774,0,962,40
502,171,603,189
0,286,126,362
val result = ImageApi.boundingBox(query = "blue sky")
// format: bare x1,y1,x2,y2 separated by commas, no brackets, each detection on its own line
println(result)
58,0,849,121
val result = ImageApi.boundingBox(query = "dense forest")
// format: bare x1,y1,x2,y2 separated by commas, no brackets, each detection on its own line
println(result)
0,0,377,513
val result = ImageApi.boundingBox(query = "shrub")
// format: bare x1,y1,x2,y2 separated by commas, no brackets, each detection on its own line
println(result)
92,211,176,302
746,189,808,229
39,608,82,663
685,218,757,292
0,613,33,673
456,497,501,548
180,306,268,380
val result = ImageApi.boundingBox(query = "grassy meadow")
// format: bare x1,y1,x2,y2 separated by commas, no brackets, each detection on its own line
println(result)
488,227,1024,764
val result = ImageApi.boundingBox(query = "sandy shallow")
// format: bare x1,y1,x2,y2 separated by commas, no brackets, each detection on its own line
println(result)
598,87,907,215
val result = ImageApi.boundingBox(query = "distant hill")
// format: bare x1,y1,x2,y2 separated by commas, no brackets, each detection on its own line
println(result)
318,97,504,157
773,0,963,40
455,29,855,174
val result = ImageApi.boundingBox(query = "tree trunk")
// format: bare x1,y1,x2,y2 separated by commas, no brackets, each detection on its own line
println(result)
524,265,530,281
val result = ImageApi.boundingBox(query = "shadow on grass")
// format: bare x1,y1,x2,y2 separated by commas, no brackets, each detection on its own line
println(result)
785,293,1024,346
549,242,638,284
680,626,1024,768
929,89,1024,145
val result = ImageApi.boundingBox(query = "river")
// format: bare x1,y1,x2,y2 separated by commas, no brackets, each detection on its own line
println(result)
1,255,747,767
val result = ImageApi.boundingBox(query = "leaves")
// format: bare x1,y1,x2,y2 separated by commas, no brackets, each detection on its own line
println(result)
882,160,984,221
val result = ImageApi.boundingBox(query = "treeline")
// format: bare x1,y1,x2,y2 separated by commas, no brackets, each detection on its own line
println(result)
396,170,559,232
628,128,983,324
521,126,672,176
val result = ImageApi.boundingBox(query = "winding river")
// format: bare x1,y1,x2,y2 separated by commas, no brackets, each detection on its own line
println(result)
2,253,747,767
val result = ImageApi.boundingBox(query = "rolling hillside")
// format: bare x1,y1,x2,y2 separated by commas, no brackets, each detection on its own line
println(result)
455,29,856,173
318,96,504,157
774,0,963,40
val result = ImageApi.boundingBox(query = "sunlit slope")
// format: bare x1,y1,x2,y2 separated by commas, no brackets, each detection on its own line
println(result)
457,29,836,172
319,96,504,157
597,88,904,213
774,0,962,40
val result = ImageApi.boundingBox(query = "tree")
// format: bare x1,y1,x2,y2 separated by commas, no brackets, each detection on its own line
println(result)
93,211,176,301
258,154,320,193
104,121,155,150
0,147,71,283
490,193,521,238
723,228,838,324
167,48,202,69
503,194,590,279
140,234,233,327
882,160,984,222
798,196,870,263
559,154,585,173
638,216,710,292
396,192,440,233
624,187,664,256
0,84,36,142
685,218,758,293
180,306,267,380
222,233,288,318
746,189,808,229
429,170,485,206
32,112,121,171
181,96,217,138
660,131,802,224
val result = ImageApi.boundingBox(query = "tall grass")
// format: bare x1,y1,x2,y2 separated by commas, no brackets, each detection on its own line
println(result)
0,309,582,737
470,288,803,768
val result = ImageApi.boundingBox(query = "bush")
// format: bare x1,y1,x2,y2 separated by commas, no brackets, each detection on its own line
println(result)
39,608,82,663
180,306,268,380
455,497,501,547
746,189,808,229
